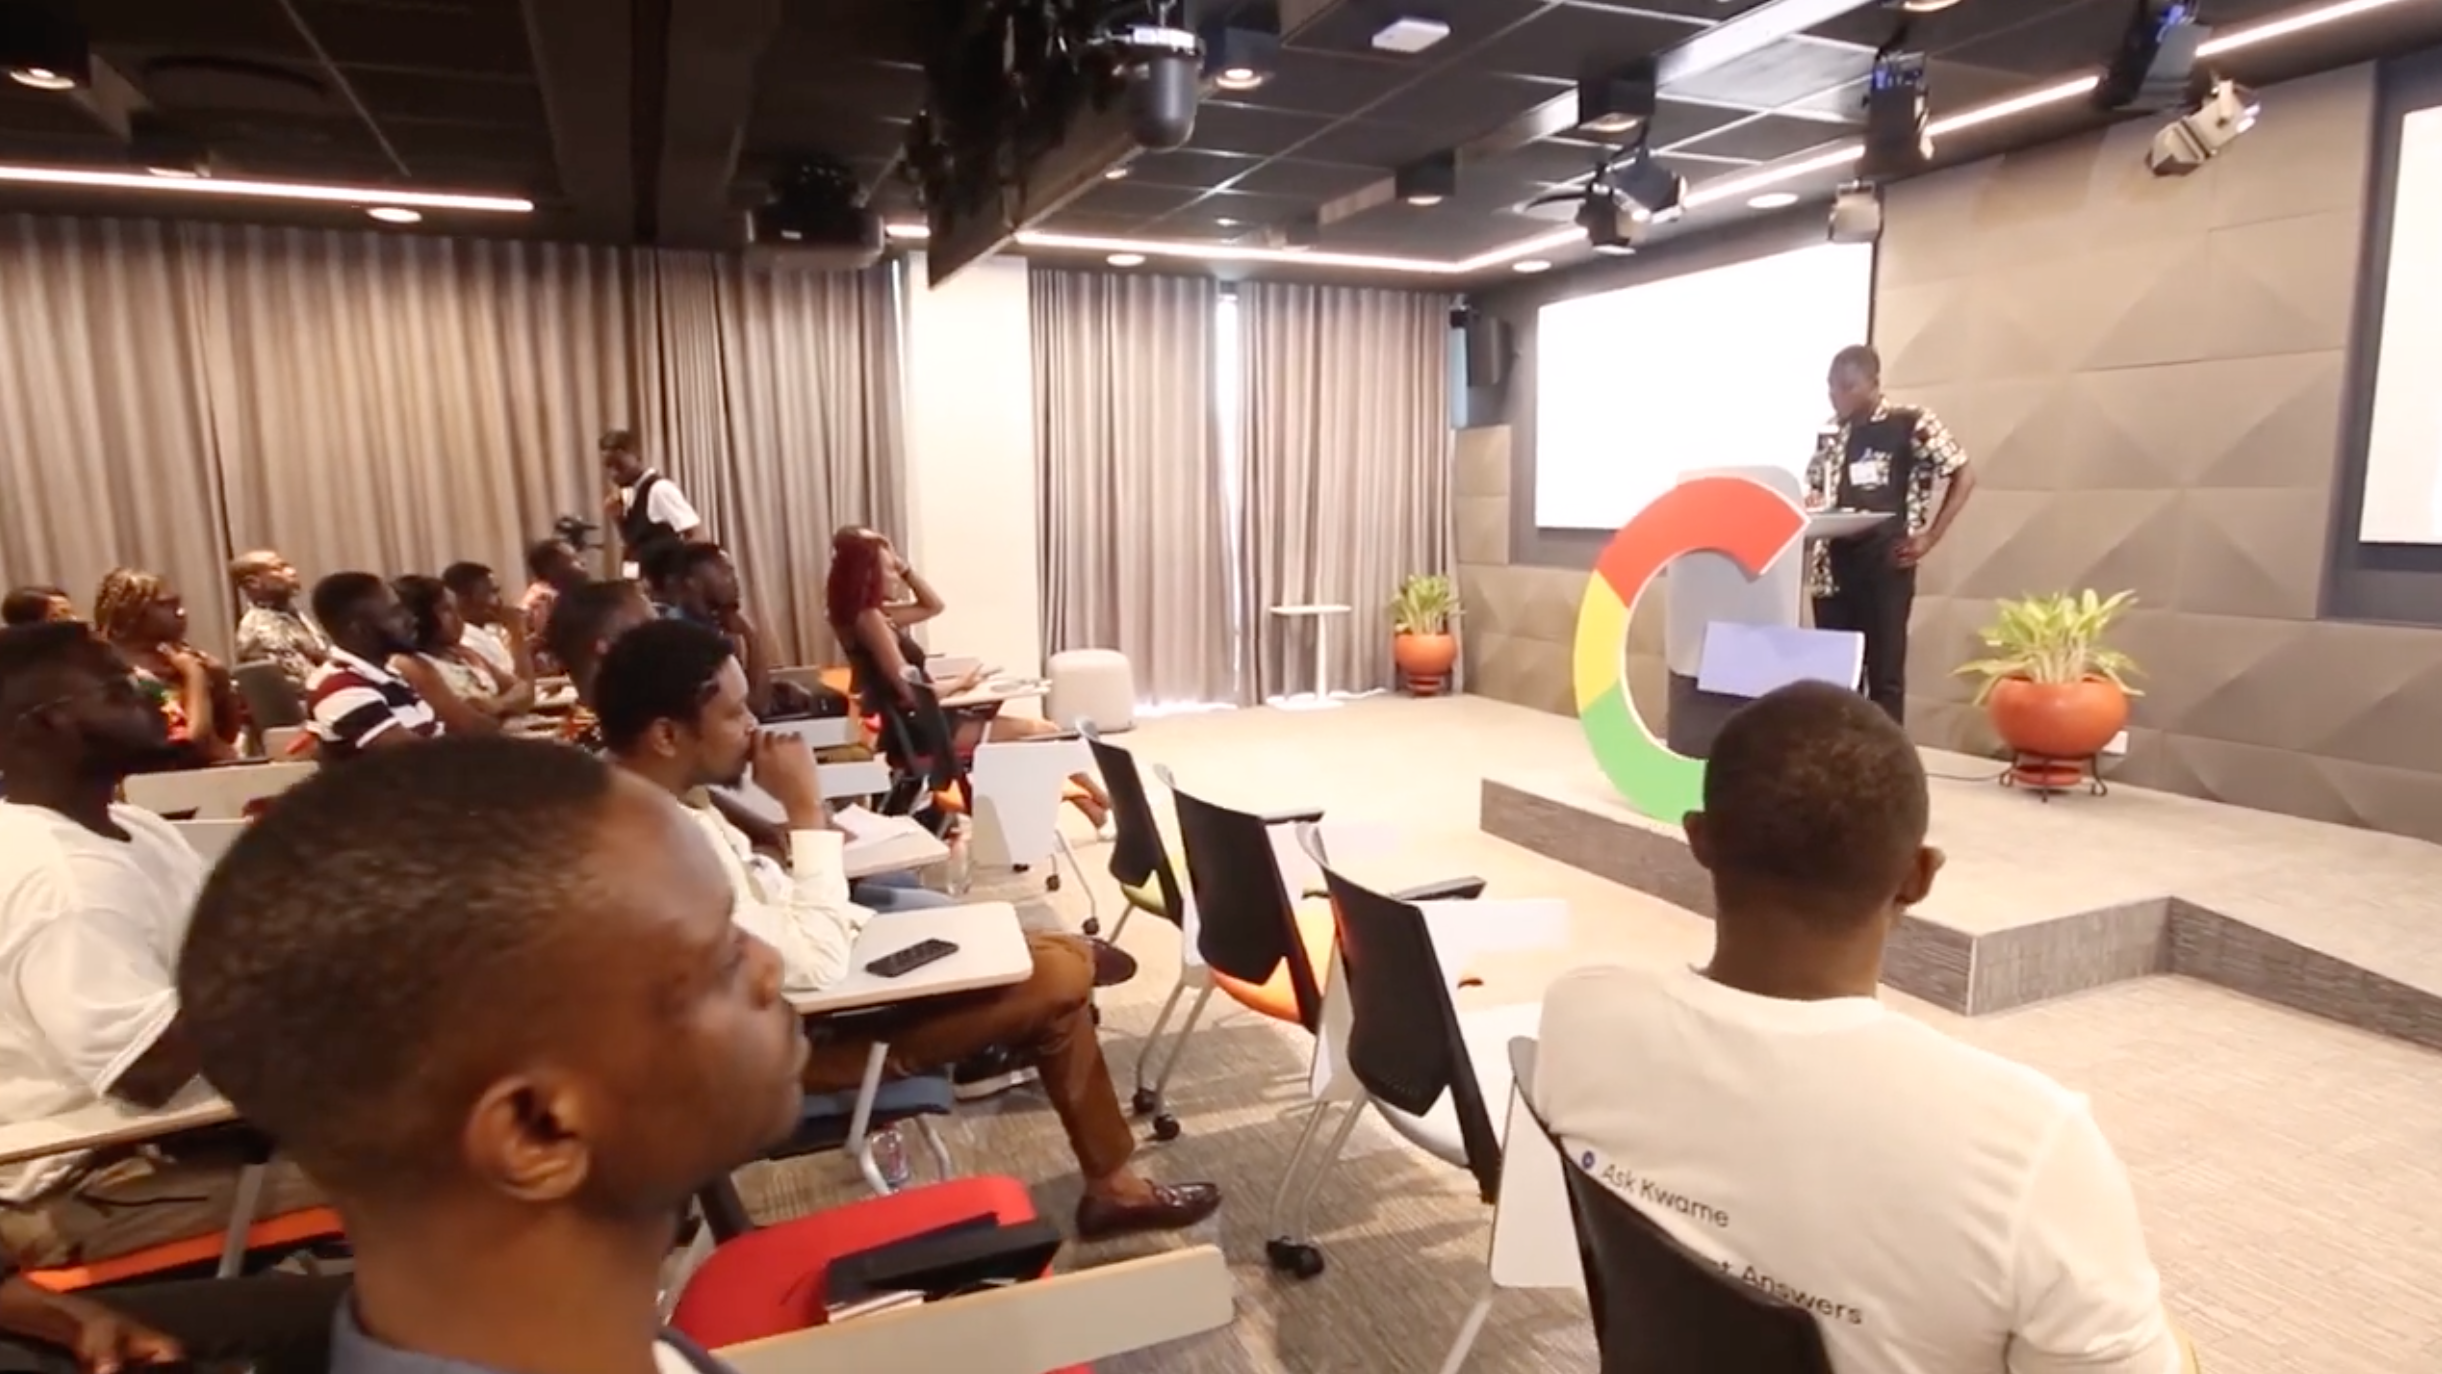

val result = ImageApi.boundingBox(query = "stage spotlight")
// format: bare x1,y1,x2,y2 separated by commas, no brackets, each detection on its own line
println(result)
2146,76,2258,176
0,1,87,91
2096,1,2207,113
1607,147,1686,223
1395,151,1457,207
1828,181,1884,244
1203,23,1278,92
1859,51,1932,181
1579,197,1642,256
1575,62,1658,138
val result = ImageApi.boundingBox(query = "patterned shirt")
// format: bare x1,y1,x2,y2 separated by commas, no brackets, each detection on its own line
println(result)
306,648,442,760
1802,399,1968,597
235,604,330,690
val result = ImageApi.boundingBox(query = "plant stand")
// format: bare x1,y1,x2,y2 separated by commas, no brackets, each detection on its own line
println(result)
1999,752,2106,800
1400,670,1452,697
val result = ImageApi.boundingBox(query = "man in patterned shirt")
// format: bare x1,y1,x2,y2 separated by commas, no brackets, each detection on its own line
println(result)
231,549,329,692
1803,345,1976,726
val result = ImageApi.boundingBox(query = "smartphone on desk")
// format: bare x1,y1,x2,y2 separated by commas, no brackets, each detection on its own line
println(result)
865,938,959,979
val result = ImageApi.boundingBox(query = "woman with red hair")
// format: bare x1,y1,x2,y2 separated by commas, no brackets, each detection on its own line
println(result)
826,528,1111,830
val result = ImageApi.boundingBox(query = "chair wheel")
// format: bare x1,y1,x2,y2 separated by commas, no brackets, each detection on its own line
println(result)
1046,873,1062,891
1081,918,1101,937
1131,1086,1159,1117
1265,1238,1325,1279
1150,1113,1181,1142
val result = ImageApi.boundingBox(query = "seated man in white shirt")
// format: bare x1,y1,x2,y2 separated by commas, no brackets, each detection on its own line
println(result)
1534,681,2194,1374
0,623,320,1267
595,619,1220,1241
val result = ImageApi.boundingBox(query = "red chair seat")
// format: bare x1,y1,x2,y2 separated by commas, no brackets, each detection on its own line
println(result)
24,1206,343,1292
669,1175,1082,1373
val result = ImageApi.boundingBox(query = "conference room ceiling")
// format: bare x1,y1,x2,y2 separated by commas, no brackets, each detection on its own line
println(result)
0,0,2437,281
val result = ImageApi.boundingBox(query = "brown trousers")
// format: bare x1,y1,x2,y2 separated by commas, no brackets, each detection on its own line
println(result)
0,1132,325,1269
801,931,1135,1180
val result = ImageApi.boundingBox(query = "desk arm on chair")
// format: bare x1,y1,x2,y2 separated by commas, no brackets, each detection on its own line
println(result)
1257,807,1326,827
1392,876,1487,903
715,1246,1233,1374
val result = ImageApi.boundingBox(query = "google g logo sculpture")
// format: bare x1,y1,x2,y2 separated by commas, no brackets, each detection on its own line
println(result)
1573,475,1808,822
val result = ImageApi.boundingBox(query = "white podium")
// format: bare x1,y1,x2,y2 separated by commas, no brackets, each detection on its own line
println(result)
1660,466,1890,754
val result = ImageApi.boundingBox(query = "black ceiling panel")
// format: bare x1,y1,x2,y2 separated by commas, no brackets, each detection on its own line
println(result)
1467,4,1704,84
1281,0,1554,60
1223,156,1388,199
1361,69,1569,134
1293,117,1455,168
1131,147,1266,189
1190,101,1339,157
1217,48,1419,117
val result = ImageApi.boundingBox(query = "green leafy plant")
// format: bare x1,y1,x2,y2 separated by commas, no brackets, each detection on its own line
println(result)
1390,573,1460,636
1954,590,2143,703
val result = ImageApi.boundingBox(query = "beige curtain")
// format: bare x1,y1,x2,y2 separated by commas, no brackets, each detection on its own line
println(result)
1031,268,1234,704
0,217,236,652
1239,281,1455,698
0,214,903,665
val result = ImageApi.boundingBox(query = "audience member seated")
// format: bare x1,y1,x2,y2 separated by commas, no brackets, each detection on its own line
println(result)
89,570,235,769
542,578,656,753
825,527,1112,828
229,549,328,693
594,620,1214,1239
0,624,322,1267
1534,682,2193,1374
602,427,704,578
518,536,587,675
388,575,536,738
438,562,531,692
0,589,74,629
654,541,775,714
175,738,804,1374
0,1250,346,1374
304,573,440,761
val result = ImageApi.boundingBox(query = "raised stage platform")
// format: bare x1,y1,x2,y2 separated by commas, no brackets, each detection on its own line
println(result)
1482,751,2442,1051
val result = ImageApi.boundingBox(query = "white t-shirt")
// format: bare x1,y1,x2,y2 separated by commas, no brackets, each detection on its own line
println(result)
682,800,872,994
460,622,516,683
0,802,206,1200
1533,962,2182,1374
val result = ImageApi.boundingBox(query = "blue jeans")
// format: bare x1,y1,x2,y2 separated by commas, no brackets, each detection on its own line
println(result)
852,872,956,912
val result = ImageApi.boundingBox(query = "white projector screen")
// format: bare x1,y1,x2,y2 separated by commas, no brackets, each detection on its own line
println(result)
1533,242,1875,531
2358,104,2442,544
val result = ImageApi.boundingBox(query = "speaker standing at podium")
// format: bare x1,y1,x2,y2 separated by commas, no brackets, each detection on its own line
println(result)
1804,344,1976,726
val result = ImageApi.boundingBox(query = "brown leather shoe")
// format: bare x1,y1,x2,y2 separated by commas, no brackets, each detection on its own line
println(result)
1087,938,1139,988
1073,1181,1222,1241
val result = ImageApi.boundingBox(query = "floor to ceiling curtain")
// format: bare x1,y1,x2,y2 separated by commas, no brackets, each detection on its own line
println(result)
1031,267,1235,705
0,216,238,649
1238,280,1455,699
0,213,904,665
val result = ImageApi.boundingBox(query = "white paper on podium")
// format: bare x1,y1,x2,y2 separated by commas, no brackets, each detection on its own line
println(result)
1697,621,1865,699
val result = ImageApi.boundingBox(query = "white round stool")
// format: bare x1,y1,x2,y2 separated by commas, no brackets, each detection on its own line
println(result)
1046,649,1137,732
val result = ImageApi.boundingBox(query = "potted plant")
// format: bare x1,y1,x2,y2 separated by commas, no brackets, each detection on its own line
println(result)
1955,589,2143,788
1390,573,1461,696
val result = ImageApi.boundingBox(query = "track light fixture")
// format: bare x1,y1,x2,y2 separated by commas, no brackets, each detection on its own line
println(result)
1827,181,1884,244
1579,197,1642,256
2147,75,2258,176
2096,0,2208,113
1608,146,1687,223
1575,62,1659,138
1859,49,1932,181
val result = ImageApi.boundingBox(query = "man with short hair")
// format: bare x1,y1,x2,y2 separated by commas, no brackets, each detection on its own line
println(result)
0,624,322,1266
1805,344,1975,725
304,573,439,760
596,619,1219,1240
601,428,703,578
439,561,526,687
0,588,73,628
176,737,806,1374
230,550,329,692
1534,682,2188,1374
543,579,658,754
656,541,772,712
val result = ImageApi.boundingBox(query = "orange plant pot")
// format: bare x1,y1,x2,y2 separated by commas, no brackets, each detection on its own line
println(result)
1393,632,1458,695
1985,677,2128,761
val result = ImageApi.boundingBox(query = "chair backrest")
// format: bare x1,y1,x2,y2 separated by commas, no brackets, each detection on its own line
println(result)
1505,1039,1836,1374
171,819,249,865
1079,724,1182,926
231,660,307,729
1309,848,1505,1199
1164,776,1324,1029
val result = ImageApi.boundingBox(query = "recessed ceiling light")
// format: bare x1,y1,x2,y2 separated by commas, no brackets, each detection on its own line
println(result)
1214,67,1266,91
1216,216,1239,226
1106,252,1146,267
7,66,75,91
1747,191,1799,209
366,206,423,224
1512,259,1552,274
1403,193,1445,207
1102,166,1130,180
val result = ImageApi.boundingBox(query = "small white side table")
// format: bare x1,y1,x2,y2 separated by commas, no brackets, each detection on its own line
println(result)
1269,603,1353,708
